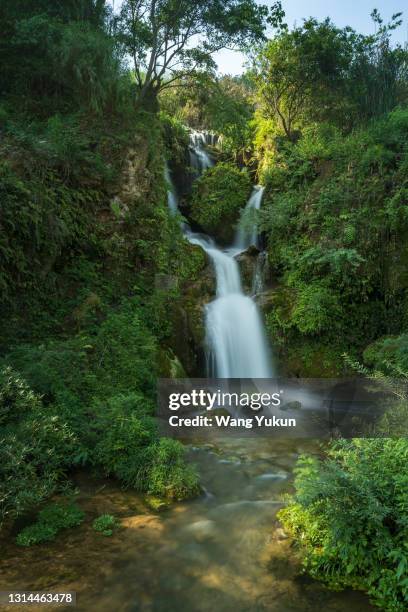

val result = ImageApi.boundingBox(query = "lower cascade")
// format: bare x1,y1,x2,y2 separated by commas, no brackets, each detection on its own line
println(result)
166,141,272,378
187,232,272,378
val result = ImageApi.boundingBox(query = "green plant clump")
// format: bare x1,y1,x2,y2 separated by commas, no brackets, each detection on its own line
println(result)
278,438,408,611
190,162,251,243
16,503,84,547
92,514,117,536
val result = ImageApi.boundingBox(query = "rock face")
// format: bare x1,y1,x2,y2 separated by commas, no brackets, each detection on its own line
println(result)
169,252,216,376
235,246,260,293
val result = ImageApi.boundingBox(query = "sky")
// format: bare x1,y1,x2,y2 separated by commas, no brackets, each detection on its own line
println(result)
214,0,408,74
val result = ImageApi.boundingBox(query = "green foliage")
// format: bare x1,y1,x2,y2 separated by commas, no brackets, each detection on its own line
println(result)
279,439,408,611
92,407,157,487
16,523,59,547
254,14,407,137
16,503,84,546
160,112,189,165
0,1,122,115
38,503,85,531
291,283,341,335
92,397,199,499
364,335,408,375
0,366,41,426
259,109,408,363
92,514,118,536
0,368,79,527
190,162,251,242
117,0,270,107
147,438,200,500
202,76,254,160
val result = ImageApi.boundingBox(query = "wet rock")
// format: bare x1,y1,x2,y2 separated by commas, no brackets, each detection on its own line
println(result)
255,472,288,482
274,527,289,540
169,250,215,375
157,348,186,378
235,248,260,293
184,520,217,542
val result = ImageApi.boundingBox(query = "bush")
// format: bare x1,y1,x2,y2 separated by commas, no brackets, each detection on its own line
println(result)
279,439,408,611
16,503,84,546
258,110,408,363
37,503,84,531
0,366,41,426
0,369,79,527
92,410,157,488
364,334,408,374
292,284,341,334
147,438,200,500
92,398,199,499
92,514,117,536
16,523,58,547
190,162,251,243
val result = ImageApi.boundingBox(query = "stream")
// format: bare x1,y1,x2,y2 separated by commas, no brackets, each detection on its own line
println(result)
0,134,375,612
72,438,374,612
109,133,376,612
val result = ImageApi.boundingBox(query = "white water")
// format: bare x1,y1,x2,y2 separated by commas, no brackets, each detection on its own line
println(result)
235,185,265,251
164,163,178,215
166,132,272,378
189,130,214,174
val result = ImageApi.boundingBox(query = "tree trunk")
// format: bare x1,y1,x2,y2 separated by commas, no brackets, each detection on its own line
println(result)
136,82,159,113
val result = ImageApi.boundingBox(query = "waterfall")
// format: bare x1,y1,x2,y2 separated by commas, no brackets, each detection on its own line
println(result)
189,130,214,175
187,233,272,378
166,132,272,379
164,163,178,215
235,186,265,251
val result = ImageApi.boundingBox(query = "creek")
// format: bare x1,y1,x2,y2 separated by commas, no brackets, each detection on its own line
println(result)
0,133,375,612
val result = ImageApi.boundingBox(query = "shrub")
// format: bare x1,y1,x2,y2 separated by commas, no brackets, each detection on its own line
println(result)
92,399,157,489
190,162,251,243
147,438,200,500
16,523,58,547
0,369,79,527
279,439,408,611
0,366,41,426
37,503,84,531
92,400,199,499
291,284,341,334
16,503,84,547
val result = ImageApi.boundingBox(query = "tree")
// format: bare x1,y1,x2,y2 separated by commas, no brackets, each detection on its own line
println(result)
254,13,407,139
0,1,119,112
116,0,274,110
254,19,357,140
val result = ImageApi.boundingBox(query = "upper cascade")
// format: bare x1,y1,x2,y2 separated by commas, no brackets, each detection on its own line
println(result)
165,135,272,379
188,130,215,175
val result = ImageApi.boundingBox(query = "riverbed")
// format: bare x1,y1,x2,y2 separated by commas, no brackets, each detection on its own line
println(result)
0,439,375,612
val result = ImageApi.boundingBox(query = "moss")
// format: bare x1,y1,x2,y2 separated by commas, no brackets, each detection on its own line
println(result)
157,348,186,378
284,343,344,377
190,162,251,244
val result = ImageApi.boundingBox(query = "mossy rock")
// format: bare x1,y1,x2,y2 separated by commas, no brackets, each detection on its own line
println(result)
284,343,344,377
190,162,251,244
157,348,186,378
235,248,260,293
144,496,170,512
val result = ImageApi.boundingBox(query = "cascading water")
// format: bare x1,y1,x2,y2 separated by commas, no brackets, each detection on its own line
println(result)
234,185,265,251
189,130,214,175
164,163,178,216
166,131,272,378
